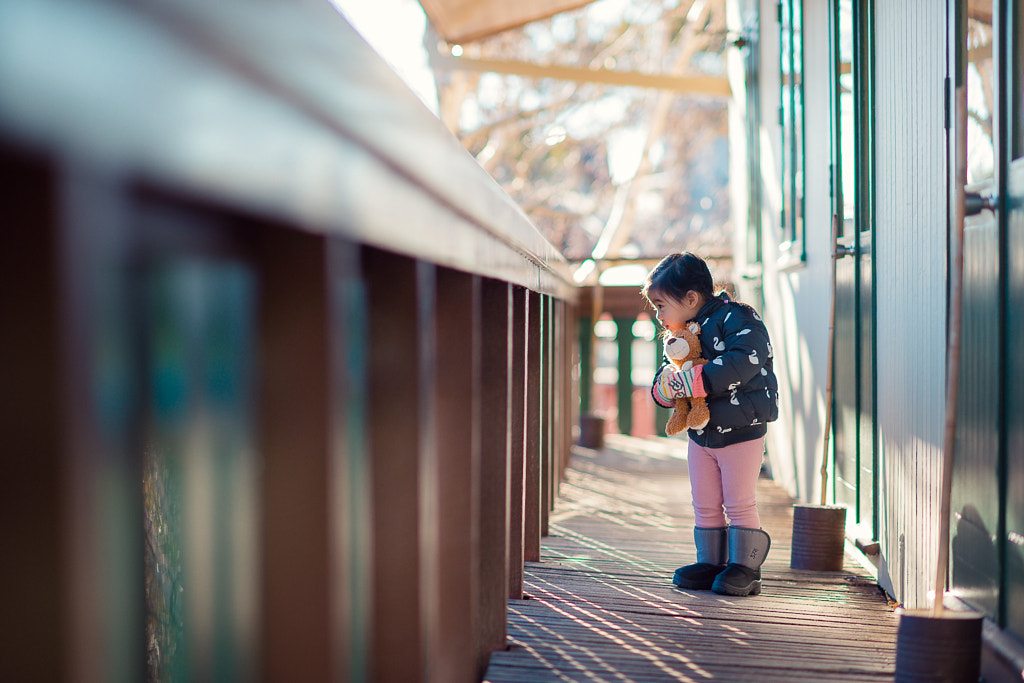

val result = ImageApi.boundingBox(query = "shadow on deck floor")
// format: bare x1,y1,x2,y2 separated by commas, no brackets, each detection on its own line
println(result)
485,434,898,682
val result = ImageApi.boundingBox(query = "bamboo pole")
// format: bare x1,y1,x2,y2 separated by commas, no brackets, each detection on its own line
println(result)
932,78,968,619
820,213,840,506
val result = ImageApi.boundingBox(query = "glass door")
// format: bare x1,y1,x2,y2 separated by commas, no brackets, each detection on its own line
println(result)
1004,0,1024,639
951,0,1024,641
950,0,1002,620
830,0,876,539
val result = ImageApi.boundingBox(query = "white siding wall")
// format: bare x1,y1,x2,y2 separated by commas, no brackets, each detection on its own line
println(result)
872,0,948,609
735,0,835,504
737,0,950,609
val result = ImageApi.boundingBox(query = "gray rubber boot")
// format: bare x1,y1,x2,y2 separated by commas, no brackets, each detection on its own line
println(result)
672,526,728,590
711,527,771,596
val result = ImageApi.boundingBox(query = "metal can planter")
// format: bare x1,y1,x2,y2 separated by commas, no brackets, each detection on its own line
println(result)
895,609,983,683
790,504,847,571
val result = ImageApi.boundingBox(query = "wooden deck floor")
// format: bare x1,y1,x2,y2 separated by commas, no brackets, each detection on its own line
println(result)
484,434,898,682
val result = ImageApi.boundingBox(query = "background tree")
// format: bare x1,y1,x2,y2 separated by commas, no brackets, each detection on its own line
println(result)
429,0,734,273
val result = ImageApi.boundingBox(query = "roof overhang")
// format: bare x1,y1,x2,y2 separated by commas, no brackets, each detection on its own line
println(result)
417,0,599,44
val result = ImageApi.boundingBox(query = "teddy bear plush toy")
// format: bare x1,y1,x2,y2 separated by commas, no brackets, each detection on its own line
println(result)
663,321,710,435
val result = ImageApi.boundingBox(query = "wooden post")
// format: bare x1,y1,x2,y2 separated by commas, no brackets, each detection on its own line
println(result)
548,297,557,513
540,295,552,537
556,300,569,485
478,279,511,666
362,248,428,681
567,307,580,471
429,267,480,682
259,226,332,682
508,286,527,599
615,316,635,435
524,291,543,562
1,150,67,683
578,315,593,414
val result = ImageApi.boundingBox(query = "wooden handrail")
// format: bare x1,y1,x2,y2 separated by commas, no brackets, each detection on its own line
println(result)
0,0,576,301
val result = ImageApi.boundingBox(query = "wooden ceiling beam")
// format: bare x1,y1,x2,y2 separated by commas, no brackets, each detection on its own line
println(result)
418,0,597,44
432,53,732,96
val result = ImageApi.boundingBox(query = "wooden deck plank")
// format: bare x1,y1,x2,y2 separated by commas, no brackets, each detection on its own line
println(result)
483,435,898,682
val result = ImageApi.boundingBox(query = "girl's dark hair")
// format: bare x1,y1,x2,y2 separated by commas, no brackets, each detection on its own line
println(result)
641,252,715,303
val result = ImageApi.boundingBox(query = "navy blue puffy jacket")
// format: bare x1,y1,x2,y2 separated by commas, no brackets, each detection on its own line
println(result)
653,292,779,448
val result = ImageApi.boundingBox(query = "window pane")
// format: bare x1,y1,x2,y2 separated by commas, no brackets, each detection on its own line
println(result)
966,0,995,182
838,0,855,235
1016,1,1024,159
781,0,792,240
793,0,804,244
780,0,805,248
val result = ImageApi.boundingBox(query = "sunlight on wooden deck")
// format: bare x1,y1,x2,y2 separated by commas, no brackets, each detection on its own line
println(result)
486,435,898,682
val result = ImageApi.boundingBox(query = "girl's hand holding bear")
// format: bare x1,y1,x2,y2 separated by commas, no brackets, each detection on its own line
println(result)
653,364,706,405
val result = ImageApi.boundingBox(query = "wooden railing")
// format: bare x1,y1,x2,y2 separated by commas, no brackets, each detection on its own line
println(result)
0,1,578,681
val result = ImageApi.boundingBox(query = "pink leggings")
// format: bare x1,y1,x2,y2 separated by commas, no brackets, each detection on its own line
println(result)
687,437,764,528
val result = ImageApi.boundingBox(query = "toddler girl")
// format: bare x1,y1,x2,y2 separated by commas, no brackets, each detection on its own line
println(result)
643,252,778,596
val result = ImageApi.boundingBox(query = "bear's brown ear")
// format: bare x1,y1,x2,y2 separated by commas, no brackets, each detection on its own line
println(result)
687,321,700,335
